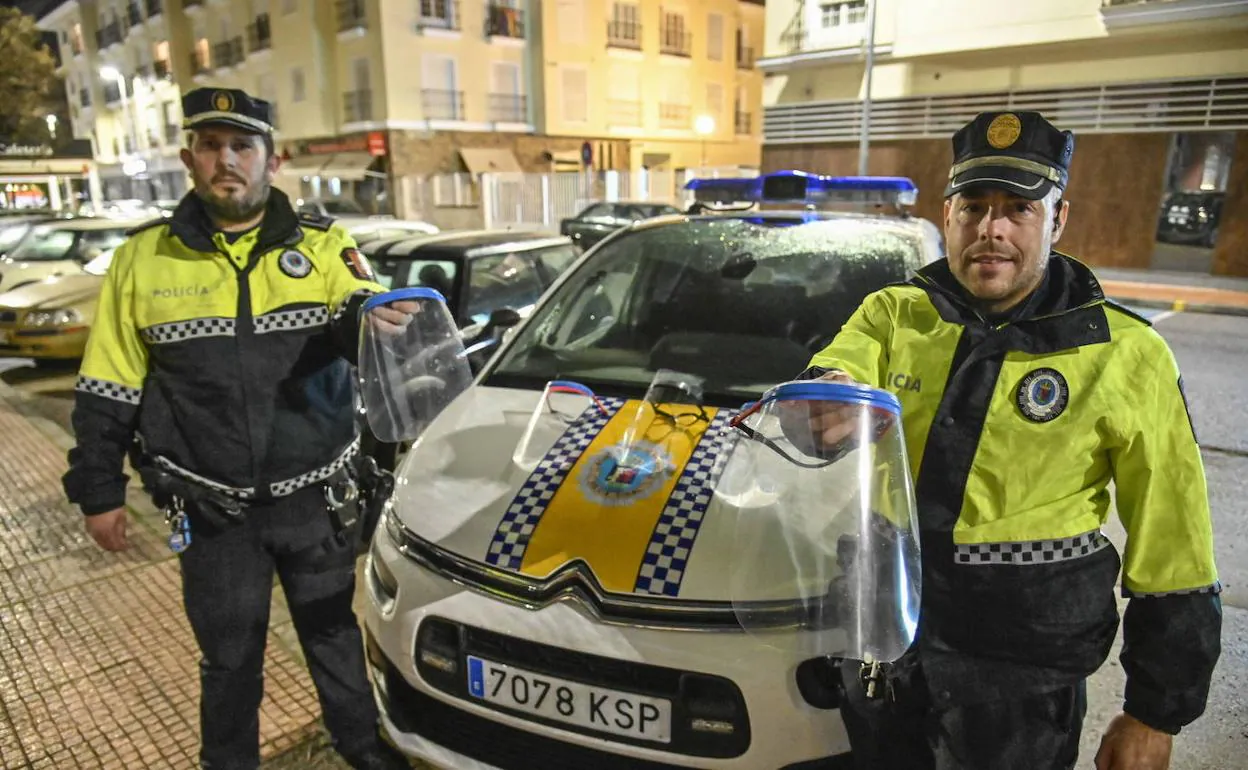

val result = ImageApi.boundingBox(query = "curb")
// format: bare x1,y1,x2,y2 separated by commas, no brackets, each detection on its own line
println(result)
1107,295,1248,318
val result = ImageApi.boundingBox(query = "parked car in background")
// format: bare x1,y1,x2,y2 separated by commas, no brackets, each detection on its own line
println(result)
0,247,113,364
0,215,61,259
0,218,144,294
296,197,394,219
559,201,684,250
337,216,439,244
1156,190,1224,247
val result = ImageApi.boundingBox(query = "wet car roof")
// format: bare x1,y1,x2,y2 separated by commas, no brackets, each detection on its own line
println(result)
364,229,572,259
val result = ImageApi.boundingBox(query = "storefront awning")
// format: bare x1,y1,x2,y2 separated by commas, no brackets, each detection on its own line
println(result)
459,148,523,175
279,155,331,176
318,152,384,181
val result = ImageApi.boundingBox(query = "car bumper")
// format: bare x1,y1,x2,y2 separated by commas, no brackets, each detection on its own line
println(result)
0,327,89,359
363,527,854,770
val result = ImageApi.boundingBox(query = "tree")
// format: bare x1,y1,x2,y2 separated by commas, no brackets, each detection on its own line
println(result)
0,8,59,146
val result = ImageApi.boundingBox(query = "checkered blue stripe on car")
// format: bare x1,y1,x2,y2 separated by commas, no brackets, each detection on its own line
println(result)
633,410,737,597
485,398,625,569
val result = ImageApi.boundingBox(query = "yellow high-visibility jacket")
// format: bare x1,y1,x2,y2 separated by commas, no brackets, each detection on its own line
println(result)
806,253,1220,734
63,189,383,514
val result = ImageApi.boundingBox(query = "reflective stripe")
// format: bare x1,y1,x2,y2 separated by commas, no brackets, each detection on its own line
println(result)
953,530,1109,565
253,306,330,334
269,437,360,497
75,375,142,406
140,317,236,345
1123,581,1222,599
153,454,257,499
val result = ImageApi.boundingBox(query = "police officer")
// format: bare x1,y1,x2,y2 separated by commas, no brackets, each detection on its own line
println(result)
794,111,1221,769
62,87,411,769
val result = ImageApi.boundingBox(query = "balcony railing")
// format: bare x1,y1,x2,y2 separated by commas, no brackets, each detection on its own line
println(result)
659,26,691,57
736,44,755,69
658,102,690,129
247,15,272,52
337,0,367,31
607,20,641,49
344,89,373,122
165,124,180,144
422,89,463,120
189,52,210,76
103,81,123,105
485,3,522,37
734,110,752,134
212,37,244,69
418,0,460,30
126,2,143,27
607,99,641,126
95,21,123,49
146,0,162,17
488,92,526,122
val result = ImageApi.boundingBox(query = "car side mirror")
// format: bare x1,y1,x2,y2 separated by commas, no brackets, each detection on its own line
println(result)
484,307,522,335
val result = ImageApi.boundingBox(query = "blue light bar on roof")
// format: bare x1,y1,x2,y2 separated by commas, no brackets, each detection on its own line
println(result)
685,170,918,207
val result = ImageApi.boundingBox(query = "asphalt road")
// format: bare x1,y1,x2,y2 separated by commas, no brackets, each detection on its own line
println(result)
2,306,1245,768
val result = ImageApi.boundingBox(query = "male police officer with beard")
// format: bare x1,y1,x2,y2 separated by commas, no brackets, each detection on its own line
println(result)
62,88,412,769
792,112,1220,769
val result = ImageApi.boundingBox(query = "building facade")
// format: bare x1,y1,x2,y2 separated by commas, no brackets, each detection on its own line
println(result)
758,0,1248,277
38,0,766,223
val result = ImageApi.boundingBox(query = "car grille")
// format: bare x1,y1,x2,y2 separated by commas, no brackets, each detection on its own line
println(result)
380,662,697,770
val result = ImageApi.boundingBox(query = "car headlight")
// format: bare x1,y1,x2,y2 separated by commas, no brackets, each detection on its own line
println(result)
23,308,83,328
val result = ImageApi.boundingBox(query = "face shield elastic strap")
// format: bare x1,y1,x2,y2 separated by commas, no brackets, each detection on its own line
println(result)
728,402,846,470
546,380,611,423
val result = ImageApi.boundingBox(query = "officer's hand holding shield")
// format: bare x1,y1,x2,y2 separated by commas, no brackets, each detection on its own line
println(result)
722,379,921,664
359,287,474,443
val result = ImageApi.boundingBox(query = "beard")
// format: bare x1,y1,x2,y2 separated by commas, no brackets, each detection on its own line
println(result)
193,177,270,225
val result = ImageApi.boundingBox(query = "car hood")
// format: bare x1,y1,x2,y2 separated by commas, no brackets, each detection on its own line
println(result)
0,273,104,309
390,384,818,605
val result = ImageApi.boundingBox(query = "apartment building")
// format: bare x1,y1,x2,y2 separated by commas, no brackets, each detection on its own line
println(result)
40,0,766,219
759,0,1248,276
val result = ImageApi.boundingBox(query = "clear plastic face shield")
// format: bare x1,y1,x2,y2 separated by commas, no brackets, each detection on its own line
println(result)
722,380,921,663
358,287,474,443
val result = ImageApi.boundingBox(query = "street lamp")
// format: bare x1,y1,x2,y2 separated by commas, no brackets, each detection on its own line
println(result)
694,114,715,172
45,114,58,140
100,66,139,161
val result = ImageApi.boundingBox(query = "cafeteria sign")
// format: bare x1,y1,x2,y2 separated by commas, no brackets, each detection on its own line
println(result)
0,144,54,157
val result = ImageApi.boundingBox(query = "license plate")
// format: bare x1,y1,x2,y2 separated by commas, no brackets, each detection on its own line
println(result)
466,655,672,743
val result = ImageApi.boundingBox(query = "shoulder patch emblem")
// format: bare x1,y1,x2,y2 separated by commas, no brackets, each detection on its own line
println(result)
1016,367,1069,423
279,249,312,278
341,247,375,281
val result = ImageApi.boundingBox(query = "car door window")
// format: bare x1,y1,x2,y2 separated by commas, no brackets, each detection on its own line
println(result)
534,245,581,283
465,252,543,324
77,229,130,259
580,204,614,223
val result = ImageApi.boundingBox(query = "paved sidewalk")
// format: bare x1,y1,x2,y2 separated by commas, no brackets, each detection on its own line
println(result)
0,383,325,769
1095,266,1248,316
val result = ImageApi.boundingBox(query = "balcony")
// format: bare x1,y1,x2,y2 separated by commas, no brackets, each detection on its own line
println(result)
658,102,690,129
103,81,123,105
607,99,641,126
188,52,210,77
1100,0,1248,29
212,37,244,69
422,89,463,121
126,2,143,27
416,0,460,31
344,89,373,123
659,25,691,57
165,124,180,144
485,3,523,37
488,92,526,122
607,20,641,49
154,58,172,79
736,44,755,69
247,15,272,53
95,21,123,49
146,0,162,18
734,110,752,135
337,0,367,31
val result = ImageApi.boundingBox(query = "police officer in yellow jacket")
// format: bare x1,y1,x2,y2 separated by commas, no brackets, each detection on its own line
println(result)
62,88,411,770
797,111,1220,769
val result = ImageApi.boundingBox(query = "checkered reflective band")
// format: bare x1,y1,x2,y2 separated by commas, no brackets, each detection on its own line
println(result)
633,410,737,597
485,398,625,569
953,530,1109,565
140,317,237,345
75,375,143,406
253,306,330,334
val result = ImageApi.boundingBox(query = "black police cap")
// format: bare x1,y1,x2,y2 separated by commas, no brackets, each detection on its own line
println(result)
181,87,274,134
944,111,1075,200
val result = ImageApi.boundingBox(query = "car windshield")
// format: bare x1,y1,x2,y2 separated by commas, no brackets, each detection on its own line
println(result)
7,225,78,261
0,222,32,252
620,204,681,220
486,216,939,401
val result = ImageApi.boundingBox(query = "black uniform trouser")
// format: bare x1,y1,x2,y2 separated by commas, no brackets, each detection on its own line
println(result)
838,657,1087,770
179,485,385,770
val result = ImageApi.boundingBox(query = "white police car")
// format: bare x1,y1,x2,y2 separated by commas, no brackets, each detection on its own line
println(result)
362,172,943,769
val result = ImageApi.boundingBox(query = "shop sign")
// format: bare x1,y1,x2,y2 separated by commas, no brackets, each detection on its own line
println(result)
0,144,54,157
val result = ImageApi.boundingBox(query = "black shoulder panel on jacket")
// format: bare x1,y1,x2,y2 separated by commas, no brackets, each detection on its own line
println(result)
1104,299,1154,327
125,218,169,237
297,211,336,231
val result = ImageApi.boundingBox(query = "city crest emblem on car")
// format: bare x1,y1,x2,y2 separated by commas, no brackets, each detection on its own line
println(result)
278,249,312,278
1016,367,1069,423
579,441,672,507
